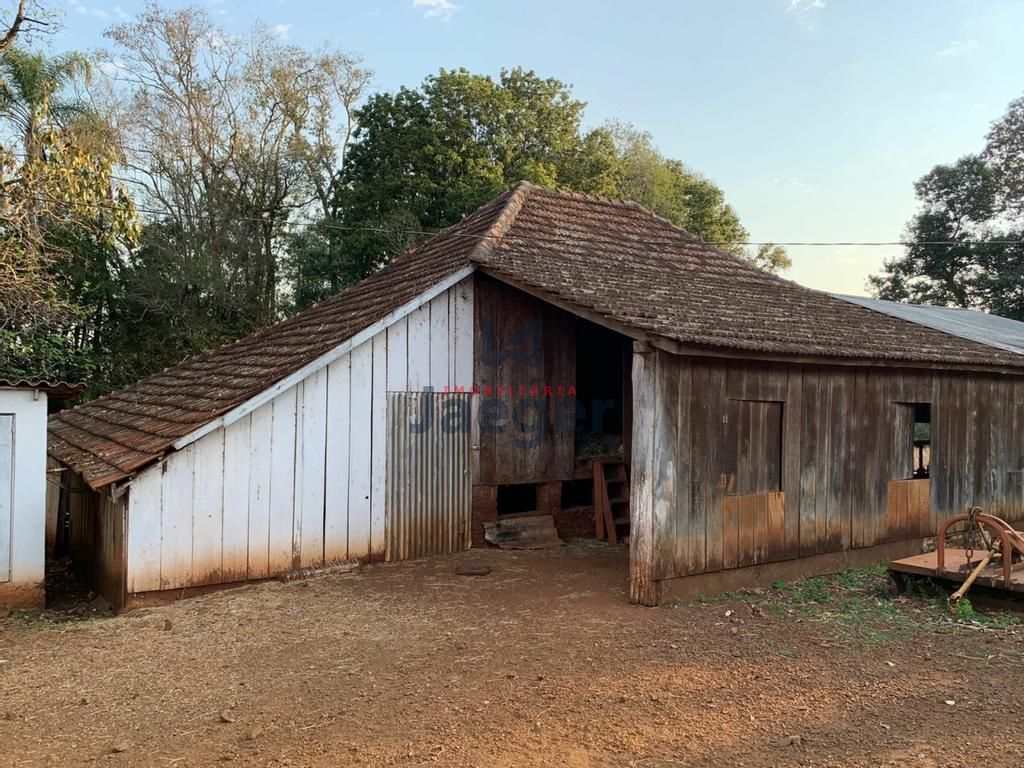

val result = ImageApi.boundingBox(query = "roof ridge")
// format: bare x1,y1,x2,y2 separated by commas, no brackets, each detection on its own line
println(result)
467,180,533,262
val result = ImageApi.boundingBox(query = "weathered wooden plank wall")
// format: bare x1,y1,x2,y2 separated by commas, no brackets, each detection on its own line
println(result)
474,274,577,485
636,350,1024,592
125,277,474,594
65,473,126,607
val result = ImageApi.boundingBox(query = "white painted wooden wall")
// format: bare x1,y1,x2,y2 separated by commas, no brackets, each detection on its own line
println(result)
126,277,475,593
0,389,48,604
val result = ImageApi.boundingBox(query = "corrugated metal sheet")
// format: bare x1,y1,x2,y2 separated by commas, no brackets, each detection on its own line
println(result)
834,295,1024,357
386,392,472,561
0,379,84,397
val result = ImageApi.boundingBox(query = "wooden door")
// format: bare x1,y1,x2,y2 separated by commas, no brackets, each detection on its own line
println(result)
0,415,13,583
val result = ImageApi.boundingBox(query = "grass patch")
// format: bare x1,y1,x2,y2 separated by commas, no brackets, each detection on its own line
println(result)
711,564,1019,647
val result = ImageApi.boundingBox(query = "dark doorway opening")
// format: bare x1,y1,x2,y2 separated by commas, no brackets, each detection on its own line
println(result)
497,483,538,516
574,319,632,463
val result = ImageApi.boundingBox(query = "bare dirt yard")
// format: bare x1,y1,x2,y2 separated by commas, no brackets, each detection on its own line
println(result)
2,542,1024,768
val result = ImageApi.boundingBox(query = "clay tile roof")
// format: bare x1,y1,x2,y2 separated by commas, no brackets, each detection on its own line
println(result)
49,181,1024,489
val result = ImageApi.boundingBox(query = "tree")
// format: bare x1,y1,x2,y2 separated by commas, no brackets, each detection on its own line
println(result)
0,47,91,160
985,95,1024,215
291,69,782,308
0,107,139,380
99,3,369,375
870,95,1024,319
0,1,50,54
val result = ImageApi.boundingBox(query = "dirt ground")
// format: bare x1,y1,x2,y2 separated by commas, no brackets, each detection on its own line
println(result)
2,542,1024,768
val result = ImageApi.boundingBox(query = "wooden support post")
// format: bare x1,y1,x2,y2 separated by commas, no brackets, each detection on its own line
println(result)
629,342,658,606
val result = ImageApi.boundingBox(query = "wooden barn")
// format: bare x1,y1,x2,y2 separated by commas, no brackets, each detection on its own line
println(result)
47,182,1024,608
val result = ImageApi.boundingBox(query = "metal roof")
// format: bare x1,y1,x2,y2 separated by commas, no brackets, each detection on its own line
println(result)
833,295,1024,357
0,379,85,397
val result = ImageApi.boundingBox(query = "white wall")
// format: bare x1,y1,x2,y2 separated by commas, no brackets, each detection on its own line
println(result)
0,388,48,607
126,277,474,593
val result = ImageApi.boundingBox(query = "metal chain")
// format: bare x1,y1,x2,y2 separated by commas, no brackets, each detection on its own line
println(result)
964,506,977,563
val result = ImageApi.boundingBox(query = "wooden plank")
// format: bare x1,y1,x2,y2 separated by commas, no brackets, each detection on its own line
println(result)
191,430,225,585
544,305,576,482
690,364,716,571
243,403,271,579
931,374,949,530
348,339,373,560
429,293,450,391
127,463,163,593
738,493,756,568
913,479,931,538
498,287,530,484
453,277,474,386
324,357,351,562
764,401,782,496
406,303,431,392
782,368,802,559
768,492,786,561
290,383,306,570
885,480,899,541
752,492,768,565
975,377,993,507
268,387,297,574
370,333,388,561
221,416,251,582
705,364,728,572
679,360,701,576
826,372,847,552
160,445,195,590
628,342,657,606
473,275,499,487
653,351,680,579
814,373,832,554
386,317,408,393
895,479,909,540
958,376,975,519
850,369,867,549
736,399,753,494
798,368,819,557
722,495,739,570
865,371,886,546
298,367,328,568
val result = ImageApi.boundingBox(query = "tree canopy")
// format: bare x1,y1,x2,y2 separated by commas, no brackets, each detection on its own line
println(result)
870,95,1024,319
1,2,786,392
290,68,786,308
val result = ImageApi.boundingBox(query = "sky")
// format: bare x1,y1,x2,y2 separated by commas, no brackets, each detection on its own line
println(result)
48,0,1024,295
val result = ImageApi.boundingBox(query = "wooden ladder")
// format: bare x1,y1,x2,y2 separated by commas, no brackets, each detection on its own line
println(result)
594,458,630,544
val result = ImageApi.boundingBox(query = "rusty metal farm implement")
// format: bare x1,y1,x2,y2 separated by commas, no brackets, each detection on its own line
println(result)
889,508,1024,607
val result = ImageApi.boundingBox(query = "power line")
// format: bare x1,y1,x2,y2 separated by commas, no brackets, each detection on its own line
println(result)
12,187,1024,249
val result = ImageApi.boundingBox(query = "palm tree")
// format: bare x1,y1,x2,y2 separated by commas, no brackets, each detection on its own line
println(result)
0,47,92,162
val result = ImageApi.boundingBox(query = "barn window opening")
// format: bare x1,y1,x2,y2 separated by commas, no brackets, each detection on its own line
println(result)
497,483,538,516
724,400,783,495
911,403,931,479
560,478,594,508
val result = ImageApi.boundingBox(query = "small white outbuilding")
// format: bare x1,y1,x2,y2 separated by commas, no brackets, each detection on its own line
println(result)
0,379,81,609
